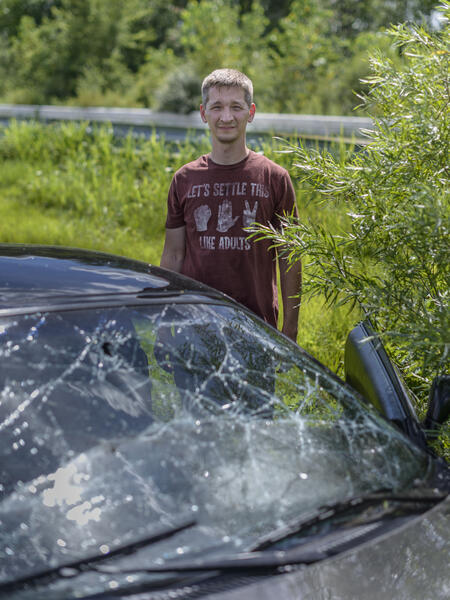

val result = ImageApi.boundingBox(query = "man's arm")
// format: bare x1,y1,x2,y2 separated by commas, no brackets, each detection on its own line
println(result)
160,226,186,272
278,254,302,342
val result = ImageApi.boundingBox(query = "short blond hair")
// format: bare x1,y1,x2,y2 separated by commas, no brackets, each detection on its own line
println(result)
201,69,253,108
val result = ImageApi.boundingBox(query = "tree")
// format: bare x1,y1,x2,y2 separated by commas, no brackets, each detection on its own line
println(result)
146,0,270,112
0,0,441,112
0,0,165,103
258,0,335,113
0,0,60,37
324,0,438,37
178,0,269,80
251,3,449,406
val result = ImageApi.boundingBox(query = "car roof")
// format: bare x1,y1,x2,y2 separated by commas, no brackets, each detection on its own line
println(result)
0,244,225,311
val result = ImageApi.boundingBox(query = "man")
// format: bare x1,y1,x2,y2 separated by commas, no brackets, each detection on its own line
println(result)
160,68,301,342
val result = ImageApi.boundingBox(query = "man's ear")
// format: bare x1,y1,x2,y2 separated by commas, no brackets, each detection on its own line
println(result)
200,104,207,123
248,103,256,123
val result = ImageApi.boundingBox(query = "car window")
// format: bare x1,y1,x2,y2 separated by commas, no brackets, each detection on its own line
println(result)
0,302,431,596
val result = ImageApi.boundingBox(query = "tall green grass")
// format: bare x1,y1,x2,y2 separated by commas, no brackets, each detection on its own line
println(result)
0,120,357,371
0,121,211,262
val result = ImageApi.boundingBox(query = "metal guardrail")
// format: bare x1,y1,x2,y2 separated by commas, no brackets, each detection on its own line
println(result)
0,104,373,142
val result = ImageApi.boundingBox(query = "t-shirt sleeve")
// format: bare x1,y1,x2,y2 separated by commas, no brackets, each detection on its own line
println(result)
272,169,297,229
165,177,186,229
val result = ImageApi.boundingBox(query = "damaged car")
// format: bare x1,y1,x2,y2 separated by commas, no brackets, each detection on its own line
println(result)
0,244,448,600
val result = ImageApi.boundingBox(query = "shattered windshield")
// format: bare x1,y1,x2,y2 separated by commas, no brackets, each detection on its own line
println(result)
0,302,430,597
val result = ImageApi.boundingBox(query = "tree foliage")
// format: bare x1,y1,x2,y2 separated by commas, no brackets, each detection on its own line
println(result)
0,0,440,113
251,2,449,403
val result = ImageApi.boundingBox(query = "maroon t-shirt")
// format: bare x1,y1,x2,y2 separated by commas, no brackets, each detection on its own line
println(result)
165,151,296,327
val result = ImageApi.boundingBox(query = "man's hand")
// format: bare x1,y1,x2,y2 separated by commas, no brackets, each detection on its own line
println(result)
279,254,302,343
281,320,299,342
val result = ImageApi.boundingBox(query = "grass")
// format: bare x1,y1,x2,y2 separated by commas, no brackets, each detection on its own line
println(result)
0,120,357,373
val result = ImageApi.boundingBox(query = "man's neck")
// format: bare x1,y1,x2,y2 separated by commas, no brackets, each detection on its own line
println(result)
209,140,250,165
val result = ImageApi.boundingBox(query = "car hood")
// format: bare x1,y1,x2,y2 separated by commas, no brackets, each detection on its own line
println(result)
208,495,450,600
0,414,443,599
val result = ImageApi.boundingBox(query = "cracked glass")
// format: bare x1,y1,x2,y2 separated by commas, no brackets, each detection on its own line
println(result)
0,302,430,598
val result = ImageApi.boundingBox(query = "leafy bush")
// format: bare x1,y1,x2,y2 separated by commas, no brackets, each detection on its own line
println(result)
251,4,449,410
153,63,202,114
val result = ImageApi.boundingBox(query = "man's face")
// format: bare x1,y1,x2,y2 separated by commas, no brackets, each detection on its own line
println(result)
200,86,255,145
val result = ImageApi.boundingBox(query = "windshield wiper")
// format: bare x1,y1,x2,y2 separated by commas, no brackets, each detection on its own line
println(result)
97,547,327,576
0,517,197,594
251,487,447,552
90,488,447,582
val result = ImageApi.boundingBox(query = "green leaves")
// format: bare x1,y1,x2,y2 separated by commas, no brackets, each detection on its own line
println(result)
252,8,450,406
0,0,439,113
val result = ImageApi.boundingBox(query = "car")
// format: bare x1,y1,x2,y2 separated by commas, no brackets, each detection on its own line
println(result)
0,243,448,600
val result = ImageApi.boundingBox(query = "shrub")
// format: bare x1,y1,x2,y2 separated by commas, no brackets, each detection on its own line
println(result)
251,4,450,410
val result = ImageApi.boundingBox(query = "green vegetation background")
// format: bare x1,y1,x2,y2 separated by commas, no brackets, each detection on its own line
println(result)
4,0,435,375
0,121,354,373
0,1,447,454
0,0,438,115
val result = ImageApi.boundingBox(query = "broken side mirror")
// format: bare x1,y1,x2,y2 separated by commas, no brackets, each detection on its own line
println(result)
423,375,450,438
